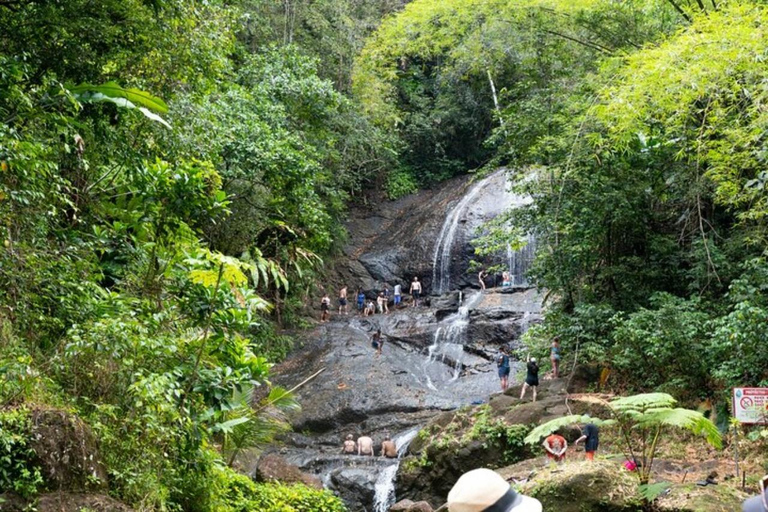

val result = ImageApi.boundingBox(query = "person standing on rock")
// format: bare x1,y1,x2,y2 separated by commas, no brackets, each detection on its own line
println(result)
393,282,402,307
338,286,348,315
357,288,365,313
342,434,357,454
410,276,422,307
542,433,567,463
520,356,539,402
381,435,397,458
497,346,511,391
371,329,383,356
478,270,487,291
550,337,561,378
574,421,599,461
320,292,331,322
357,435,374,456
376,292,386,314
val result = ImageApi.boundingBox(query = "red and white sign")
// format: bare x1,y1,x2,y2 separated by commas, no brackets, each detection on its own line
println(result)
733,388,768,424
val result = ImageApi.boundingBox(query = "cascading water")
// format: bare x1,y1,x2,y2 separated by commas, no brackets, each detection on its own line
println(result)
506,236,536,287
372,428,420,512
431,172,502,295
421,291,483,390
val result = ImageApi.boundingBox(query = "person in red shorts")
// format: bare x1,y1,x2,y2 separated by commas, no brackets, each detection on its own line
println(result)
542,433,567,463
575,422,599,461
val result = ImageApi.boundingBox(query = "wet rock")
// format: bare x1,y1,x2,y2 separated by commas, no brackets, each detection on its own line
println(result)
330,468,377,511
29,408,108,491
254,453,323,489
390,499,434,512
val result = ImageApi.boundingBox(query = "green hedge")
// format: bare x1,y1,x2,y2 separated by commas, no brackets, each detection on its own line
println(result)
221,470,346,512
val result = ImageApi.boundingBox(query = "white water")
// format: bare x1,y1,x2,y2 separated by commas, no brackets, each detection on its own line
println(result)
431,172,501,295
421,291,483,390
506,235,537,287
372,428,420,512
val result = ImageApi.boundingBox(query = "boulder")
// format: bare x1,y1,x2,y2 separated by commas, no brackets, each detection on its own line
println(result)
329,468,377,511
28,408,108,491
390,499,434,512
254,453,322,489
522,461,642,512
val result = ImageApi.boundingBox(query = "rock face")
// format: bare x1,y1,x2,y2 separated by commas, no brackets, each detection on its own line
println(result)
29,408,109,491
327,169,534,296
330,468,377,511
254,453,323,489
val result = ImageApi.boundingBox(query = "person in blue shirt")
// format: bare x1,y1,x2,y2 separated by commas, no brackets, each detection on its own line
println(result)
356,289,365,313
550,337,561,378
497,346,511,391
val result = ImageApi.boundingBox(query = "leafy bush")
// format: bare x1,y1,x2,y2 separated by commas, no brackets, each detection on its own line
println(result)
0,408,44,499
385,168,419,200
469,407,531,465
218,469,346,512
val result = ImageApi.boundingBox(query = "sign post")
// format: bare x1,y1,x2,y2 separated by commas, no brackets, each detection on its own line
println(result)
732,388,768,425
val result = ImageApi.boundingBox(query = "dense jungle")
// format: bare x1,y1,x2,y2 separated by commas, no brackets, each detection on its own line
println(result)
2,0,768,511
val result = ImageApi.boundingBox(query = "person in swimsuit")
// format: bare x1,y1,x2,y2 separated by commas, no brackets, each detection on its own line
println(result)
338,286,348,315
342,434,357,454
497,346,511,391
371,329,383,356
478,270,487,291
550,337,561,378
381,435,397,458
320,293,331,322
357,289,365,313
520,356,539,402
502,271,511,287
410,277,422,307
357,435,374,456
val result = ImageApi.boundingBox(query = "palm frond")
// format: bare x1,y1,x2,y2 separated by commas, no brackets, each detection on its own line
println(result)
611,393,676,412
524,414,605,445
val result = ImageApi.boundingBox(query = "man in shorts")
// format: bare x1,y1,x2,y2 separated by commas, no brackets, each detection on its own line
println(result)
357,435,374,456
371,329,383,356
575,422,599,461
338,286,348,315
381,435,397,458
410,277,422,307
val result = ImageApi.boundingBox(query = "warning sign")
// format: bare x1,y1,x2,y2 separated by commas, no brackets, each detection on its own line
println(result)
733,388,768,424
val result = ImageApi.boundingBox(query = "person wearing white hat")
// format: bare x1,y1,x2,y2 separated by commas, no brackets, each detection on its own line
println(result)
443,468,542,512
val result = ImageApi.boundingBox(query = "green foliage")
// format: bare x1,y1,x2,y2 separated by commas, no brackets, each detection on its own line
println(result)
354,0,677,185
385,168,419,199
0,408,44,499
524,415,611,446
469,408,531,465
218,469,346,512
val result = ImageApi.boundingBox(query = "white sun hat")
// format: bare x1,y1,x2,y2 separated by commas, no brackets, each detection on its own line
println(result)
446,468,542,512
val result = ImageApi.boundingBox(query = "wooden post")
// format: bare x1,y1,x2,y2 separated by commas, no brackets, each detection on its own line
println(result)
733,424,740,478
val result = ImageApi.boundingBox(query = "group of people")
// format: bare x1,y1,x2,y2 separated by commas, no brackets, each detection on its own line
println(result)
540,421,600,463
477,269,517,290
496,338,562,396
319,277,425,322
341,433,398,458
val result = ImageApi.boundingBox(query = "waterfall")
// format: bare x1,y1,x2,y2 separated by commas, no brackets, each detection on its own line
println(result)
431,173,501,295
422,291,483,389
372,428,420,512
506,235,536,287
